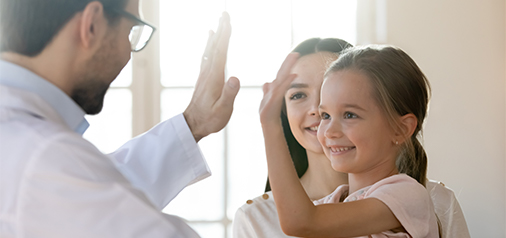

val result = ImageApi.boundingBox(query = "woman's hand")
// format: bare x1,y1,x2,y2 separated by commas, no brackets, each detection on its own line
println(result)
259,53,299,126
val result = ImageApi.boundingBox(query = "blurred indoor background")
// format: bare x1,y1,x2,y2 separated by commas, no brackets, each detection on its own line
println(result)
83,0,506,237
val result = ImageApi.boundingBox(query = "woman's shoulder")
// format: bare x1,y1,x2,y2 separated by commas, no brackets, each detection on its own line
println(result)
425,179,462,213
234,191,294,237
236,191,278,217
426,179,456,199
425,179,471,238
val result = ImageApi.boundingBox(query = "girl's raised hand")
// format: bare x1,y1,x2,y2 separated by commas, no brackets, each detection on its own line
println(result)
259,53,299,126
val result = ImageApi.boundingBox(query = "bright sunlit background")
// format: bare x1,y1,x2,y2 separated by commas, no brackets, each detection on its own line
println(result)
83,0,506,238
84,0,357,237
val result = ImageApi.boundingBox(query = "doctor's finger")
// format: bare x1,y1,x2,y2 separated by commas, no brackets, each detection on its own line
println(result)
201,13,224,70
201,30,215,70
212,12,231,69
204,13,226,64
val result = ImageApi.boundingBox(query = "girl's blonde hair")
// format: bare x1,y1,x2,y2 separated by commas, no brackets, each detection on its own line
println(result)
325,45,431,186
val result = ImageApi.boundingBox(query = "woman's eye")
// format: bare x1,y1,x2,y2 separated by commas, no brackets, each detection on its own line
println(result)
289,92,306,100
321,112,330,120
344,112,358,119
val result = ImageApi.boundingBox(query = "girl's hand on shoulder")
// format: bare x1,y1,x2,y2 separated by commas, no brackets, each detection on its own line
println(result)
259,53,299,126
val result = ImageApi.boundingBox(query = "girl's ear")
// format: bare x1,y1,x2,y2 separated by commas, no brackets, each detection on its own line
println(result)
394,113,417,144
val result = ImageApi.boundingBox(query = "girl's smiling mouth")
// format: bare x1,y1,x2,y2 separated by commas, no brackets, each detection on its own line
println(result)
328,146,356,154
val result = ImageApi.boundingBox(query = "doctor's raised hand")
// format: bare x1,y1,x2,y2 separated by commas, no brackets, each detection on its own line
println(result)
184,12,240,142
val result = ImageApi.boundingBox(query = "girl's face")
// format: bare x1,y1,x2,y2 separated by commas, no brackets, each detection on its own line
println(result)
285,52,338,154
317,70,398,174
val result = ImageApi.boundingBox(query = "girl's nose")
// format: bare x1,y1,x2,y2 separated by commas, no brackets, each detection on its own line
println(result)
323,120,343,139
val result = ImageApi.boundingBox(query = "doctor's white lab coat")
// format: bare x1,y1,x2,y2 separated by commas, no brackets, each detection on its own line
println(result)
0,61,210,237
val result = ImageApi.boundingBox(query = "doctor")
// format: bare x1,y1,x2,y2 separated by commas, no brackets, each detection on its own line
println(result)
0,0,239,237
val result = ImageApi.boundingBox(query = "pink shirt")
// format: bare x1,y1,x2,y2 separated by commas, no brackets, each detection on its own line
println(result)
314,174,439,238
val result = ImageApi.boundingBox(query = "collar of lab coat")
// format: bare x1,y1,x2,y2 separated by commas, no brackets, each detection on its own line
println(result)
0,60,89,134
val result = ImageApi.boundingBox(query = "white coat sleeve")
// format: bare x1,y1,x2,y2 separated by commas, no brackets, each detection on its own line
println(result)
108,114,211,210
18,132,202,238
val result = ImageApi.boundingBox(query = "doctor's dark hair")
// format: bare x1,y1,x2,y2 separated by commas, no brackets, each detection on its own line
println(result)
0,0,128,56
265,37,353,192
325,45,431,186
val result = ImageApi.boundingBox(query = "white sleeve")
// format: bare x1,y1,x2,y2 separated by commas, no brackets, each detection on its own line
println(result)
232,194,293,238
109,113,211,210
427,181,471,238
233,207,257,238
444,192,471,238
18,134,202,238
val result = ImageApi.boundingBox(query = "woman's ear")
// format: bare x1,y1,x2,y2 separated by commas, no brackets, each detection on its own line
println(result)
79,1,106,50
394,113,418,144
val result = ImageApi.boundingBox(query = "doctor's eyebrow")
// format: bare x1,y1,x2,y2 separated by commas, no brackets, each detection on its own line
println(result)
289,83,308,89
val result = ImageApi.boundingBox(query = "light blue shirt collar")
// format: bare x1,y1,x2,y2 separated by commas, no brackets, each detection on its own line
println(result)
0,60,89,134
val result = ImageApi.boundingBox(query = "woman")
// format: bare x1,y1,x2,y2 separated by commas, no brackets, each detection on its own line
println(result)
233,38,352,237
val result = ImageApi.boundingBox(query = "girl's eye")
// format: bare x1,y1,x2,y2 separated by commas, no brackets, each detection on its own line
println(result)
321,112,330,120
344,112,358,119
289,92,306,100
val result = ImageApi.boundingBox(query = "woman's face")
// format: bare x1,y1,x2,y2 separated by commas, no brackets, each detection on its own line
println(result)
285,52,338,154
317,70,398,174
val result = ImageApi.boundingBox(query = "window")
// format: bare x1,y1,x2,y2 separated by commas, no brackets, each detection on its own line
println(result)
84,1,356,237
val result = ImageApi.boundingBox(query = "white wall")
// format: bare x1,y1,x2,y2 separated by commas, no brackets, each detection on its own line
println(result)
357,0,506,237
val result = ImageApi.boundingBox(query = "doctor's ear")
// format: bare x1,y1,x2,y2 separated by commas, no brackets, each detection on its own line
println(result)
78,1,108,50
394,113,417,144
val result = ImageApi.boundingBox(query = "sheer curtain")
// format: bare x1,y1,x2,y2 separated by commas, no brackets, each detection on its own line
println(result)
84,1,357,237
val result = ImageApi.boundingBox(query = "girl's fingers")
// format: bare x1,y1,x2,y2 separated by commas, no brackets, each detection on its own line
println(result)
261,53,300,109
274,53,299,85
262,83,271,95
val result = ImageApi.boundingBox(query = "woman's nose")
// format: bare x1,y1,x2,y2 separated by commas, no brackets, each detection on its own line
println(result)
308,99,320,116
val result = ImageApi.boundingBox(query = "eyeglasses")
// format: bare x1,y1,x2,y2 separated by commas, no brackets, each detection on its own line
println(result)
111,9,156,52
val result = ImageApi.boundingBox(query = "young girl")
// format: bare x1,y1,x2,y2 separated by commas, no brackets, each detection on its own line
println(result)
259,45,439,237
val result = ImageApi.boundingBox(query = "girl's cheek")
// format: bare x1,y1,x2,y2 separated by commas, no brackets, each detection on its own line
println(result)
317,124,326,143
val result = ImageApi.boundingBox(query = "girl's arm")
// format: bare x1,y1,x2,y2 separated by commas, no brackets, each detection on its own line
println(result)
259,54,402,237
